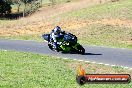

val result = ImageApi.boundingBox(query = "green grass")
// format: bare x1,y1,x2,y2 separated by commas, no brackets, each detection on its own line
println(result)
0,50,132,88
0,20,11,26
75,24,132,49
61,0,132,20
0,34,43,42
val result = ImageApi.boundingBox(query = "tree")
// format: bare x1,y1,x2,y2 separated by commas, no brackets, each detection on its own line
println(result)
21,0,28,16
21,0,41,16
12,0,22,12
0,0,12,15
40,0,42,7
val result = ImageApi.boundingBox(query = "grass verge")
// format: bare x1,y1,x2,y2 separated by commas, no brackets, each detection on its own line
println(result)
61,0,132,20
0,50,132,88
0,35,43,42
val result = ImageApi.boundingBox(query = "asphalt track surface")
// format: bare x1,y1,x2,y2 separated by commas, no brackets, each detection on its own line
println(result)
0,39,132,68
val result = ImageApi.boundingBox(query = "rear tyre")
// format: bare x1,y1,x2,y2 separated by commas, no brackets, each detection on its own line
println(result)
77,45,85,55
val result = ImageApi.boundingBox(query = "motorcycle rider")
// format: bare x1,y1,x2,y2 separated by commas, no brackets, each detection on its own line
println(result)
50,26,65,50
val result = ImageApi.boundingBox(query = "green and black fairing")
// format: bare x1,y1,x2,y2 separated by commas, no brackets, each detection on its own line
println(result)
56,33,77,52
42,32,85,55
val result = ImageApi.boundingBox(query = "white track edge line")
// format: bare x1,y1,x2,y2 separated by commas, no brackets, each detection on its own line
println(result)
60,57,132,70
1,49,132,70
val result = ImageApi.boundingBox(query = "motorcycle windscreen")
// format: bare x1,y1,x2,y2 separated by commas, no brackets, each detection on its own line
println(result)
42,34,50,41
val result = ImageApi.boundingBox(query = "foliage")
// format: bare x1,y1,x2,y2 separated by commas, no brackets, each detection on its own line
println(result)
0,0,12,14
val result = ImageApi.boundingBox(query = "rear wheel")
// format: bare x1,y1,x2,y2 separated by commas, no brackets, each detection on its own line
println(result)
76,45,85,55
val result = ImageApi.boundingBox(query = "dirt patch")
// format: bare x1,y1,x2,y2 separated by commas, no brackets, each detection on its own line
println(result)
0,18,132,36
22,0,106,23
95,19,132,27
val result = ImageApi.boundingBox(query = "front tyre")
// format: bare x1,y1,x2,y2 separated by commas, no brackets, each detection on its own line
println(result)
48,43,54,51
48,42,61,52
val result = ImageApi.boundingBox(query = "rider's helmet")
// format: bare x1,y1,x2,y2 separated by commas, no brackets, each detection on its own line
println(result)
54,26,61,35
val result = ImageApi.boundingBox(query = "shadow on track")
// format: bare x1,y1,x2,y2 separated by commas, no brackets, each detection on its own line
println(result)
84,53,102,55
61,52,102,55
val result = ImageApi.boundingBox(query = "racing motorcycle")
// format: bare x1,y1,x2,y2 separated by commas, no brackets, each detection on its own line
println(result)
42,32,85,55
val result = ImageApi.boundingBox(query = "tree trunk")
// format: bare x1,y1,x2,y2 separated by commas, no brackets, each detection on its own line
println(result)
23,3,26,17
41,0,42,7
17,4,21,13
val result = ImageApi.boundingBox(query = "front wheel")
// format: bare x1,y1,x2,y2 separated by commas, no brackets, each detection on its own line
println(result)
48,43,54,51
48,42,61,52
